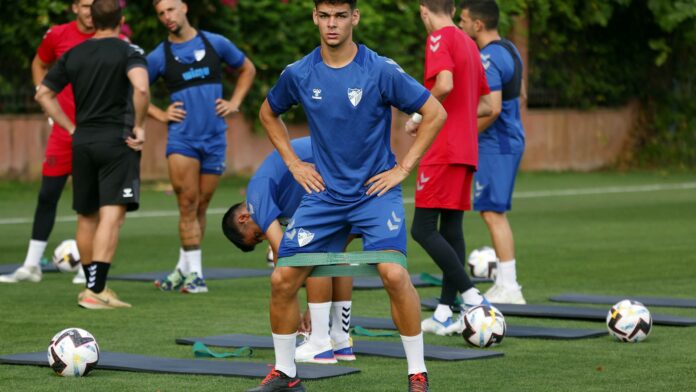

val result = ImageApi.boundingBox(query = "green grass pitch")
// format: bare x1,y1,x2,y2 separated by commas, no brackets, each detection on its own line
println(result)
0,171,695,391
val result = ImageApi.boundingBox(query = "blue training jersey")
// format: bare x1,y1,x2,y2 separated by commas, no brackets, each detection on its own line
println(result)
479,43,525,154
147,31,246,140
267,45,430,202
246,137,313,233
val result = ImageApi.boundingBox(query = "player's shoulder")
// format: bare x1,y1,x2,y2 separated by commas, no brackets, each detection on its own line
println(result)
42,21,73,39
199,30,229,44
280,47,319,78
358,45,406,75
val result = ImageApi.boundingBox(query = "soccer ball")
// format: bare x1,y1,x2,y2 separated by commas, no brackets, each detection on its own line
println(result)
47,328,99,377
52,240,81,273
461,305,506,348
266,245,274,268
606,300,652,343
467,246,498,279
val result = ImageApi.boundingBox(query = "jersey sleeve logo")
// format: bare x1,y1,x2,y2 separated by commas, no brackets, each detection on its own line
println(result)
480,53,491,70
384,58,405,74
347,88,363,107
129,44,145,55
429,35,442,52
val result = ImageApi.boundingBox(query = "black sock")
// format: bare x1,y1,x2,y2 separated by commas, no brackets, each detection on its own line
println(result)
86,262,110,293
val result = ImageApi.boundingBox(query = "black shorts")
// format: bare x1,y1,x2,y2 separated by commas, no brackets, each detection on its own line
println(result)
72,140,141,215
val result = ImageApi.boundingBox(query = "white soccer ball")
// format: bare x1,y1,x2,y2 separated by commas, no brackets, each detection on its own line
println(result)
461,305,506,348
47,328,99,377
52,240,81,273
606,300,652,343
467,246,498,279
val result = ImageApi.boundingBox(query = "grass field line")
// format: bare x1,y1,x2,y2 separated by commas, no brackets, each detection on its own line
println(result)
1,181,695,226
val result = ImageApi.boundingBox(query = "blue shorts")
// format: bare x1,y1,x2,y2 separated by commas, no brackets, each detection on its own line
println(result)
473,152,523,212
278,188,407,258
166,134,227,175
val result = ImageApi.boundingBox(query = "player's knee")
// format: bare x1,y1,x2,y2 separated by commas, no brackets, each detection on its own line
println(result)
380,265,409,292
481,211,504,225
411,223,430,244
270,269,301,298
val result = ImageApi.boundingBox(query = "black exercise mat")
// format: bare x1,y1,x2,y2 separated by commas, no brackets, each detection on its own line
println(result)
176,334,502,361
421,298,696,327
550,293,696,309
111,268,271,282
351,316,607,339
0,263,58,274
0,351,358,380
353,274,492,290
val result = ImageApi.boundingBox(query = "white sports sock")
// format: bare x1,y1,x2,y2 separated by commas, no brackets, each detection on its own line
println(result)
330,301,352,344
400,333,427,375
433,304,453,322
185,249,202,277
497,259,520,289
23,240,47,268
462,287,484,306
272,332,297,378
175,248,189,275
308,302,331,347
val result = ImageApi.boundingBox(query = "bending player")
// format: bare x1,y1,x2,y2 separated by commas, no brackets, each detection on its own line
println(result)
409,0,493,336
223,136,356,364
0,0,96,285
460,0,527,304
248,1,446,391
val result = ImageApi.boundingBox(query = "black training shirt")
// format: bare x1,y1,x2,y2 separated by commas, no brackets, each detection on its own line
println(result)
43,37,147,145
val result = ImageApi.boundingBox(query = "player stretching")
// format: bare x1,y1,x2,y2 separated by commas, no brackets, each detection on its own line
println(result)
248,1,446,391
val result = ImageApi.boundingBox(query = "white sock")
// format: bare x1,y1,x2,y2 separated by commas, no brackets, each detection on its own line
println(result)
308,302,331,347
23,240,47,268
462,287,484,306
401,333,427,375
433,304,453,322
497,259,520,289
272,332,297,378
330,301,352,344
175,248,189,275
185,249,202,277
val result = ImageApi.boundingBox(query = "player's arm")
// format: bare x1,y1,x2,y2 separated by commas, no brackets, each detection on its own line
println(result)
35,86,74,134
216,57,257,117
126,66,150,151
478,92,494,118
265,220,284,266
430,70,453,102
367,95,446,196
477,91,500,132
31,55,51,88
259,99,325,193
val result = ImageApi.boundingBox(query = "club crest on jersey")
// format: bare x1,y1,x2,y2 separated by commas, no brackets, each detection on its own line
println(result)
348,88,363,107
297,228,315,247
194,49,206,61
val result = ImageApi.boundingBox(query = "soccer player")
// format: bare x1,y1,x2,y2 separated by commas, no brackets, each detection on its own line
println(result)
147,0,256,294
0,0,96,285
459,0,526,304
35,0,149,309
248,1,446,391
222,136,356,364
409,0,493,337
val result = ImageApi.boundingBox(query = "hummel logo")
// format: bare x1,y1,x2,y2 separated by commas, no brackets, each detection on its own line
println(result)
286,229,297,240
391,211,401,223
475,181,486,198
287,218,295,230
312,88,322,100
481,54,491,70
247,203,255,215
430,42,441,52
420,173,430,183
387,219,399,231
416,173,430,191
430,35,442,43
122,188,133,198
385,58,406,73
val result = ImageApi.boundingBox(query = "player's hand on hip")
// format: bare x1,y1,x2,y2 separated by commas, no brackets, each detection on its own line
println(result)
215,99,239,117
404,119,419,137
126,126,146,151
166,102,186,122
365,164,410,196
289,160,325,194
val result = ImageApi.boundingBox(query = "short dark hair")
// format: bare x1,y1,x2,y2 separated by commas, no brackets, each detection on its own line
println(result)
314,0,357,10
460,0,499,30
221,202,255,252
91,0,122,30
420,0,454,15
